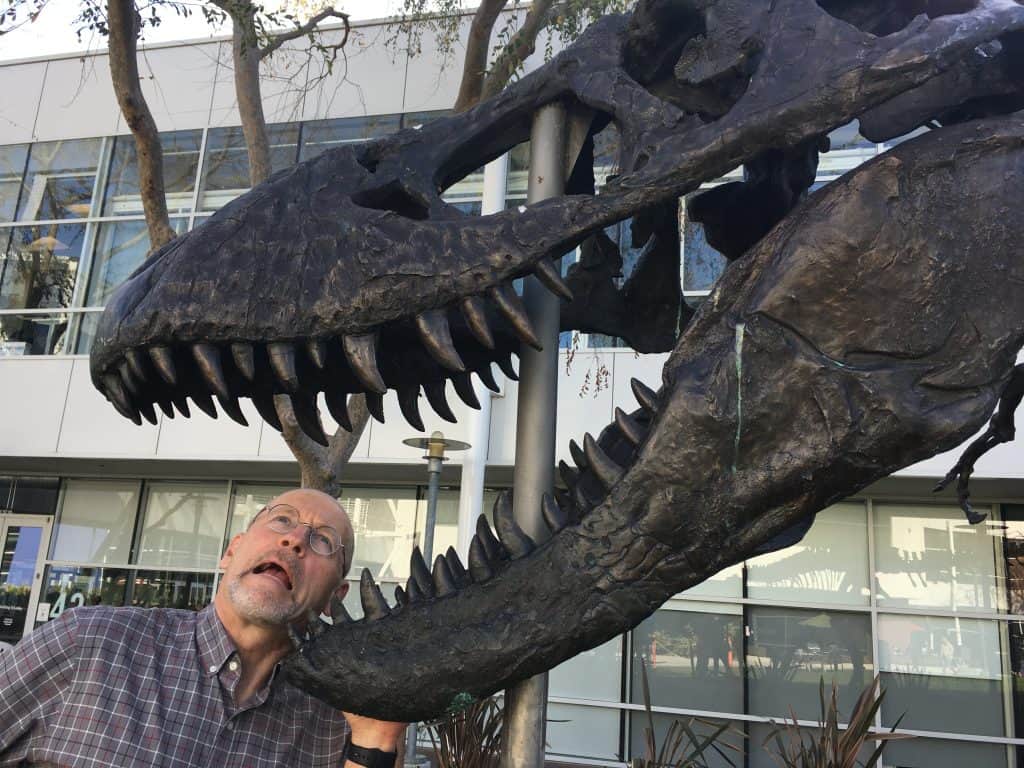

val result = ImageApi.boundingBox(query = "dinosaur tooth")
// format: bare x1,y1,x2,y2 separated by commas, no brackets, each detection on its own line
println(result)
250,393,282,431
216,394,249,427
416,309,465,372
451,372,481,409
342,333,387,395
325,390,353,432
445,546,471,587
125,349,148,383
475,514,506,562
534,259,573,301
359,569,391,620
407,577,425,602
477,363,500,394
553,488,578,522
330,594,354,623
290,393,329,446
631,378,659,413
569,439,588,470
156,399,175,419
460,296,495,349
192,343,231,400
558,460,579,489
468,536,495,582
424,380,457,423
118,361,139,396
269,343,300,393
572,483,591,514
101,375,140,424
409,546,436,598
307,338,328,370
583,433,624,489
149,346,177,386
365,391,386,424
488,283,542,351
542,493,569,532
432,554,457,596
191,392,218,419
393,585,408,608
398,386,425,432
138,399,158,426
614,407,645,446
231,342,256,381
492,491,534,558
496,353,518,381
171,396,191,419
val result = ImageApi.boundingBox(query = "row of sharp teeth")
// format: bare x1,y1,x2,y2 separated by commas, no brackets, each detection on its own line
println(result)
301,377,662,627
99,265,574,440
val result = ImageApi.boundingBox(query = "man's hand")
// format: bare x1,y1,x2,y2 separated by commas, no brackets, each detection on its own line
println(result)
342,711,408,751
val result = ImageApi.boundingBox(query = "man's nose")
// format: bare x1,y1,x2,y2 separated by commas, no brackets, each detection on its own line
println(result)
279,527,309,555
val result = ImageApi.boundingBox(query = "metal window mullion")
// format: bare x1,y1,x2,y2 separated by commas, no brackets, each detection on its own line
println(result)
189,127,210,229
867,497,883,737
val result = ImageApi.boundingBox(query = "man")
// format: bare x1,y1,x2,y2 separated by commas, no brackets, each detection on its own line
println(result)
0,488,406,767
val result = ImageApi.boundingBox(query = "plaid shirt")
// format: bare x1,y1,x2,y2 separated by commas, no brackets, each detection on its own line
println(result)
0,605,349,767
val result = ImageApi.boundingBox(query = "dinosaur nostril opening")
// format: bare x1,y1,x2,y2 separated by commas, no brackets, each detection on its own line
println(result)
816,0,979,36
351,181,430,220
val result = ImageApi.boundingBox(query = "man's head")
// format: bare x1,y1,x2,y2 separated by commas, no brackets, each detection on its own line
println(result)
216,488,354,632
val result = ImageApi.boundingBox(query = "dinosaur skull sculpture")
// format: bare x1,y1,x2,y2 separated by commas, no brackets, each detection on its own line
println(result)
90,0,1024,720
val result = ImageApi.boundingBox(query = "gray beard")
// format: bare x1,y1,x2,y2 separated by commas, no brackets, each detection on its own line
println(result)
226,574,298,626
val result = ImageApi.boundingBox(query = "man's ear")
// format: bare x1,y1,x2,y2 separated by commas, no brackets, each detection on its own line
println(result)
324,581,350,617
219,533,244,570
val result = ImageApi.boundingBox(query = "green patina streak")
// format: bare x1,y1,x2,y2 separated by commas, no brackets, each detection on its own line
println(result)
732,323,745,473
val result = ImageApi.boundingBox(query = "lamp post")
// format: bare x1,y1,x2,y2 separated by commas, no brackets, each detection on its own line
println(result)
400,430,471,767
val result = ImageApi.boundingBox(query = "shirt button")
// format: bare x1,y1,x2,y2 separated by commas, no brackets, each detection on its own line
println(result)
228,660,239,672
225,721,234,731
208,665,218,673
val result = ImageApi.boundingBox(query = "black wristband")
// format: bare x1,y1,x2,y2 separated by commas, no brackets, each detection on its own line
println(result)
345,743,398,768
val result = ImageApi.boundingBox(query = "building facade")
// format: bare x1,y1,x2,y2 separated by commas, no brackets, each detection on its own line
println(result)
2,14,1024,768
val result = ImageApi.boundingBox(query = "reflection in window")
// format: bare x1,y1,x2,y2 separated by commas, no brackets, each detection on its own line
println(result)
85,218,187,306
873,503,999,612
299,114,400,161
681,200,727,292
817,121,878,178
103,131,201,216
42,564,129,621
631,605,744,715
549,703,621,761
338,487,418,580
878,614,1005,737
0,524,44,643
627,713,743,768
128,569,214,610
882,736,1011,768
16,138,101,221
747,606,872,721
0,144,28,223
52,479,141,565
200,123,299,211
680,563,743,599
747,503,869,606
10,476,59,515
550,636,622,701
137,482,229,569
0,223,85,310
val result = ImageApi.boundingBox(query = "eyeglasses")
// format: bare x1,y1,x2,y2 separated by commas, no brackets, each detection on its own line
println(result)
252,504,345,560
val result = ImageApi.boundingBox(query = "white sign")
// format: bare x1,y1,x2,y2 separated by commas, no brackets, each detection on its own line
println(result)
35,602,51,622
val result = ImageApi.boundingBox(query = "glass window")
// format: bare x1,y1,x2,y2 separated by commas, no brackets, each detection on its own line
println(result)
0,523,45,643
136,482,229,569
882,737,1012,768
85,218,187,306
681,201,727,293
16,138,102,221
548,703,621,761
0,144,28,223
746,606,873,721
817,121,877,178
10,477,59,516
41,564,129,623
874,503,1000,612
416,489,461,563
627,713,743,768
680,563,743,599
128,569,214,610
0,309,76,356
338,486,418,580
878,614,1005,736
103,131,201,216
0,223,86,310
0,477,11,510
299,115,401,161
199,123,299,211
630,603,744,715
999,505,1024,614
226,483,296,541
748,722,875,768
747,503,870,606
551,637,622,701
72,309,102,355
52,479,141,564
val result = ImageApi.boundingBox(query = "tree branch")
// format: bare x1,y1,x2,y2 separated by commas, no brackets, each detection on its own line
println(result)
453,0,508,113
260,8,350,60
479,0,557,103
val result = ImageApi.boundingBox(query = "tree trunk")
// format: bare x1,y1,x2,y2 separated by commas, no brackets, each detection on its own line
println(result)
230,7,273,186
453,0,508,113
106,0,176,252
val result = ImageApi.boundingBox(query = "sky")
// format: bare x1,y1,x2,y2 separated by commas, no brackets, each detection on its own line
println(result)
0,0,412,62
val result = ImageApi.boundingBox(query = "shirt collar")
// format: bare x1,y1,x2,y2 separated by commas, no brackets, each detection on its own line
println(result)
196,603,237,678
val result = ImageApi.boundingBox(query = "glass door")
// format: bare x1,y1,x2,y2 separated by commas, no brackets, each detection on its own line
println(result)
0,514,52,647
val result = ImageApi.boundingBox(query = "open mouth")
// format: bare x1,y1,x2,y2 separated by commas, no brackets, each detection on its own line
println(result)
252,561,293,590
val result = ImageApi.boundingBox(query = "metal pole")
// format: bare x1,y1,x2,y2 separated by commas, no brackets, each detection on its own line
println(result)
500,102,568,768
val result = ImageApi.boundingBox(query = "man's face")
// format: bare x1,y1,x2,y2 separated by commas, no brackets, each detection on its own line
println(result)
218,489,352,628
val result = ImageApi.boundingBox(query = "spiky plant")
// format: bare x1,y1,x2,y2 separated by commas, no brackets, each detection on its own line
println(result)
425,696,503,768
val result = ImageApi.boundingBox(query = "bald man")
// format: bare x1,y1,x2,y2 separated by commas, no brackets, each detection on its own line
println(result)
0,488,406,768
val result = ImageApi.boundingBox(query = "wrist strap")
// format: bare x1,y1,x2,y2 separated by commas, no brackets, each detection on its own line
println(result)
346,743,398,768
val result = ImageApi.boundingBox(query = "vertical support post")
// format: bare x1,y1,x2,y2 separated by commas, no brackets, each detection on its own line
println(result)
500,102,568,768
